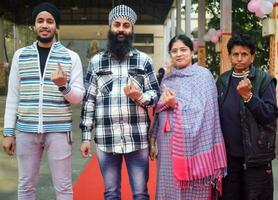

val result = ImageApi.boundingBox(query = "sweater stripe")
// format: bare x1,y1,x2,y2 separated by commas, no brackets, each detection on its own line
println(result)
16,42,73,133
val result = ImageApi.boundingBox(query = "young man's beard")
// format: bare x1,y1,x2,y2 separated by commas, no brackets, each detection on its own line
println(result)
107,30,133,62
37,34,55,43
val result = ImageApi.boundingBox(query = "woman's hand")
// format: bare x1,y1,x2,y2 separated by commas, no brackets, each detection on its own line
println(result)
161,88,176,108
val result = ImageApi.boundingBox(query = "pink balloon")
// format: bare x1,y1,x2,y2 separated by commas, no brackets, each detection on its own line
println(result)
216,30,222,37
211,35,219,43
255,6,265,17
247,0,256,12
193,41,199,50
247,0,261,13
248,1,256,12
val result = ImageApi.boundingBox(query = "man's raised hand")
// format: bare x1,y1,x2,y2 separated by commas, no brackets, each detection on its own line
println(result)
51,63,67,87
124,78,142,101
237,71,252,101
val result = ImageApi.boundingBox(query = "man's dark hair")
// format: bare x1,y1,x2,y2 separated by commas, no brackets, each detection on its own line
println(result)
227,33,256,55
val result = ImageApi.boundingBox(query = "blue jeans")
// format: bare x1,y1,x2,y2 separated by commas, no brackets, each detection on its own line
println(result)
96,148,150,200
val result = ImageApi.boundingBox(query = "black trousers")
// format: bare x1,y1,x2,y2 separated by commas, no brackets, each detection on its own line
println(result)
221,155,273,200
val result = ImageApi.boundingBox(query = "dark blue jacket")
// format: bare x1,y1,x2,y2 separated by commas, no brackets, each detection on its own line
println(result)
216,66,277,167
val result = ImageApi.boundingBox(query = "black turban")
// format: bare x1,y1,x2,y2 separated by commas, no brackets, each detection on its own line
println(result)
32,2,61,28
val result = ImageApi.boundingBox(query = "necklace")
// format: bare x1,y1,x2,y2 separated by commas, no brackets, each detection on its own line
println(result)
232,70,249,78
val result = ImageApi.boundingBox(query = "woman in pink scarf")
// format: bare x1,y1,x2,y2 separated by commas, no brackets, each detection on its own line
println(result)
149,34,227,200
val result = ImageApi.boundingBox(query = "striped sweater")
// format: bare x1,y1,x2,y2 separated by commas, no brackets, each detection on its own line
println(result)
4,41,85,136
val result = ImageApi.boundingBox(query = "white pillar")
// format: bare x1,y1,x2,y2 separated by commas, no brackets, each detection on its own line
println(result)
171,8,176,39
184,0,191,37
176,0,182,35
164,18,172,62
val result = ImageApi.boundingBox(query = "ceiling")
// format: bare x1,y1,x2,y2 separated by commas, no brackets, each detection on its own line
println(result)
1,0,174,25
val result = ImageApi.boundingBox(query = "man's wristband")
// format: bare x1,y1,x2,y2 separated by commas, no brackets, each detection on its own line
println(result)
82,140,91,143
3,135,15,138
244,92,253,103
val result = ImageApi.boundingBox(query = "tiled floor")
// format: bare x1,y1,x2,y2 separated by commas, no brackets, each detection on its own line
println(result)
0,95,278,200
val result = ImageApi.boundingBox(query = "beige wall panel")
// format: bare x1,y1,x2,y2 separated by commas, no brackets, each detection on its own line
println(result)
60,25,165,74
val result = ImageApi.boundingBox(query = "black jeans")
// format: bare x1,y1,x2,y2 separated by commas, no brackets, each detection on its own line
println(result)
221,155,273,200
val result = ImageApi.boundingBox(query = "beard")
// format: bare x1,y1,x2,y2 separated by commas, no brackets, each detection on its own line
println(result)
107,30,133,62
36,33,55,43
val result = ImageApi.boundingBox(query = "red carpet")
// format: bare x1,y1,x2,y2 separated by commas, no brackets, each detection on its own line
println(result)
73,155,157,200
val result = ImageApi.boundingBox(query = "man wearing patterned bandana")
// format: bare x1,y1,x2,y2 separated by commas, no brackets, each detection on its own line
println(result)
217,33,278,200
2,2,84,200
80,4,159,200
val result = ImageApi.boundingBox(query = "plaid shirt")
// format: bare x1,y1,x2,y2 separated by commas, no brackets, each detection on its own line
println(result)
80,49,159,153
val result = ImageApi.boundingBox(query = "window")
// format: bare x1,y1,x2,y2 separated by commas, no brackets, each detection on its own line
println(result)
133,34,154,54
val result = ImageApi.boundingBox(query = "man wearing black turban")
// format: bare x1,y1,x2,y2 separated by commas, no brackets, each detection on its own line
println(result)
2,2,85,200
32,2,60,44
32,2,61,28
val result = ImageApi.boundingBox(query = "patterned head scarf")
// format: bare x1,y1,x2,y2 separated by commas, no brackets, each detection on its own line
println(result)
108,5,137,25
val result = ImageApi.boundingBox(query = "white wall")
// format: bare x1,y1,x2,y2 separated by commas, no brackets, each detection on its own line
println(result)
59,25,165,73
